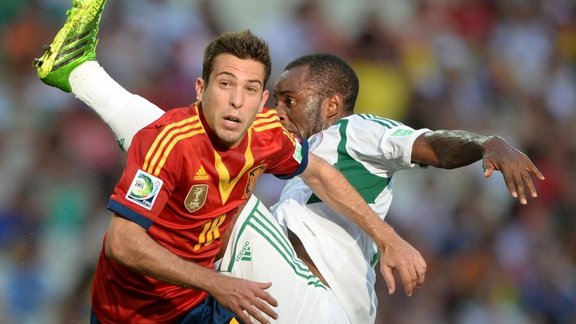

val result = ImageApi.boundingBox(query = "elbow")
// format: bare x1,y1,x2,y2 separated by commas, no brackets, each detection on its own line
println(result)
104,229,125,262
104,218,132,263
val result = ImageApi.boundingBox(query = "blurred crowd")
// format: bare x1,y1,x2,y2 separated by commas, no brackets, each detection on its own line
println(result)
0,0,575,323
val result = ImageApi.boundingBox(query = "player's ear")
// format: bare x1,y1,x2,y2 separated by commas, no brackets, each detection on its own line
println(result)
195,78,205,101
259,89,269,113
326,93,342,118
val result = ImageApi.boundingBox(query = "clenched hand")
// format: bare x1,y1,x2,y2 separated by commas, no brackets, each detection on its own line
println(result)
378,233,427,297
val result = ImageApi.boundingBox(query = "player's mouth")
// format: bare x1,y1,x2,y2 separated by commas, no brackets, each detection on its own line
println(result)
222,115,241,128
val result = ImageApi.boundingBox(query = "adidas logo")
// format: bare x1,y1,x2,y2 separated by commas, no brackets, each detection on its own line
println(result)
194,165,209,181
235,241,252,262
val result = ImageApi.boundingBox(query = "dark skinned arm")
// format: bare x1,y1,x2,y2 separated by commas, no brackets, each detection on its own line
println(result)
411,130,545,204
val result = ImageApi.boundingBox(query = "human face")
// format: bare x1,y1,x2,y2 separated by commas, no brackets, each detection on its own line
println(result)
196,53,269,148
273,65,329,139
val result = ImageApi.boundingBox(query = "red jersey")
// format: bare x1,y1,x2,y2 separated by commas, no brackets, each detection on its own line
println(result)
92,104,308,323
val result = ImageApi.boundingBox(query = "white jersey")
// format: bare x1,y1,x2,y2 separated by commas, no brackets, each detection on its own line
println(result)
219,195,350,324
272,114,430,323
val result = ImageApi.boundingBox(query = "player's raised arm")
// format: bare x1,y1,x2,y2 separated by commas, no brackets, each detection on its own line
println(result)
411,130,545,204
298,153,427,296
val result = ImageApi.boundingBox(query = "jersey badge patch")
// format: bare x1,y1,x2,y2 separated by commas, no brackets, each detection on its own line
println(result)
292,139,303,163
308,132,323,152
185,184,209,213
126,169,163,210
243,165,266,199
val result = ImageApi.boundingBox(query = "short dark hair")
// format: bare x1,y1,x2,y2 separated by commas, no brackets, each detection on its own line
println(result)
202,30,272,86
284,53,359,113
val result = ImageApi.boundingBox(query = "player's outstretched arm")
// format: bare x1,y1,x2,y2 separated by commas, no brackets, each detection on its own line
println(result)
411,130,545,204
299,154,427,296
105,214,278,324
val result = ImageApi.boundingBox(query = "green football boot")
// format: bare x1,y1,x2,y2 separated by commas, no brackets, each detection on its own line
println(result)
33,0,108,92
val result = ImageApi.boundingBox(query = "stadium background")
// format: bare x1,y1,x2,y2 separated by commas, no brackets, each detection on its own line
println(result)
0,0,575,322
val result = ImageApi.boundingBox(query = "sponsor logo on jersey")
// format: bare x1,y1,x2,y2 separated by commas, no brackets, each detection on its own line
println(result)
235,241,252,262
184,184,209,213
126,169,163,210
193,165,210,181
308,132,323,151
243,165,266,199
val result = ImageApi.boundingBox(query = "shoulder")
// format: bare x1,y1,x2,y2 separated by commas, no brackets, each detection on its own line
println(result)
251,108,303,152
133,105,204,155
336,114,425,137
346,114,404,129
137,105,201,136
152,105,199,127
251,108,284,132
250,108,295,141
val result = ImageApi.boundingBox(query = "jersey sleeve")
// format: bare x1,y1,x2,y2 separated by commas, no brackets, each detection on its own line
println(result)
342,116,430,170
273,132,309,180
106,126,181,230
377,124,430,169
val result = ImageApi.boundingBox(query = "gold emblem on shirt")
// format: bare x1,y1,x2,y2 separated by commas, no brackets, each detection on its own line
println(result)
185,184,208,212
243,165,266,199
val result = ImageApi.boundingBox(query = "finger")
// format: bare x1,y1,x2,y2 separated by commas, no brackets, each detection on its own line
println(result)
501,169,519,199
399,266,416,297
381,265,396,295
246,304,270,324
483,165,495,178
521,168,539,199
231,306,254,324
252,297,278,320
512,170,527,204
255,284,278,307
527,162,545,181
416,259,427,287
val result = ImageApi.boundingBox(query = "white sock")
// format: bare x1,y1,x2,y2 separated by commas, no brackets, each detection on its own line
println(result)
69,61,164,151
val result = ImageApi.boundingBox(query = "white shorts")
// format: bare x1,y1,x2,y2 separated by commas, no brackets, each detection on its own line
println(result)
275,199,378,324
218,195,350,324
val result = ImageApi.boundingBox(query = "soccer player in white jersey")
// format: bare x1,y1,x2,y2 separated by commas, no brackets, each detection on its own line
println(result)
33,1,544,322
268,53,543,322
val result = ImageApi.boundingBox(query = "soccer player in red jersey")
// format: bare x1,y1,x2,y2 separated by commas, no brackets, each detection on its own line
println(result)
34,1,426,323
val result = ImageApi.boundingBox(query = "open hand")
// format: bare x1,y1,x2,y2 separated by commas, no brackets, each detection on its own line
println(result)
482,136,545,204
210,275,278,324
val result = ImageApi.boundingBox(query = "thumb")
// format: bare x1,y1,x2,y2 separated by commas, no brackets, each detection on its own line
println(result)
484,165,495,178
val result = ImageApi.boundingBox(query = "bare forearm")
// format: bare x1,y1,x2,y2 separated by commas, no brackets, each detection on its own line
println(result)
301,155,398,243
105,215,219,292
105,214,280,323
417,130,497,168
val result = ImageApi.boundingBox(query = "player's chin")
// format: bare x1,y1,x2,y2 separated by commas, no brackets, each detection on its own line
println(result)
219,129,246,147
